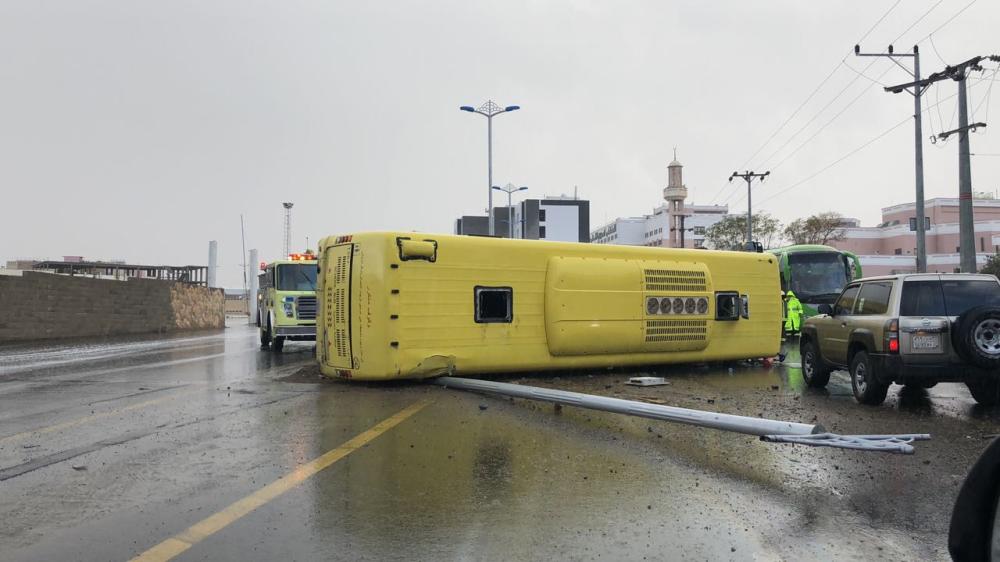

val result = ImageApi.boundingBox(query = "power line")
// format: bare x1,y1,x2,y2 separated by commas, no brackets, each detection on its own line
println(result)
971,65,999,123
756,117,912,207
889,0,945,44
843,58,890,87
756,90,962,208
754,0,946,171
770,63,897,171
750,60,883,173
751,0,946,173
715,0,974,210
727,62,896,208
913,0,979,44
706,1,903,205
730,0,971,206
928,33,950,66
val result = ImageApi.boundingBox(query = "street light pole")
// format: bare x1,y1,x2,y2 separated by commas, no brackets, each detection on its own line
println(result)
460,101,521,236
492,183,528,238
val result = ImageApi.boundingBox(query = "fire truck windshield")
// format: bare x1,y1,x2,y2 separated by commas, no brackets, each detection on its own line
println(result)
276,263,317,291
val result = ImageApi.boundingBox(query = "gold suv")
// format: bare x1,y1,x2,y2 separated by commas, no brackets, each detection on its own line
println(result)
800,273,1000,406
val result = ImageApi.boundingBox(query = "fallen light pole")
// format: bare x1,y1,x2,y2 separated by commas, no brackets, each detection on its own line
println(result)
433,377,930,454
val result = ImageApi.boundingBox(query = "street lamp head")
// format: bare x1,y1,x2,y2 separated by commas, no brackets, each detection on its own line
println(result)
491,186,502,191
460,106,475,112
518,186,528,191
504,105,520,112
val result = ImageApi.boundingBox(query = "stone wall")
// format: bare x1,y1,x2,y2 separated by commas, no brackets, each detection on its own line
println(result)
0,271,224,343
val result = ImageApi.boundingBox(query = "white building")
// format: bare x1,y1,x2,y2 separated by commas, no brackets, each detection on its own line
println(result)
590,152,728,248
455,195,591,243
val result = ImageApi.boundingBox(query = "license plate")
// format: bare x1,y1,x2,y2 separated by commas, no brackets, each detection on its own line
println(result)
912,334,940,349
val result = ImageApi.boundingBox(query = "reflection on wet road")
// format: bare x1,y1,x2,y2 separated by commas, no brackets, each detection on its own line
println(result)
1,323,997,561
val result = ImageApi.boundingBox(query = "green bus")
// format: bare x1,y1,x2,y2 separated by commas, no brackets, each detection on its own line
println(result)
767,244,862,318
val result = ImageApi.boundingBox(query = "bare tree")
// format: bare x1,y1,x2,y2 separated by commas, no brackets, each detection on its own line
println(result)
705,212,782,251
783,212,847,245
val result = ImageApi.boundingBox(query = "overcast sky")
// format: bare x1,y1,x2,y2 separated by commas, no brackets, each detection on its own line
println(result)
1,0,998,287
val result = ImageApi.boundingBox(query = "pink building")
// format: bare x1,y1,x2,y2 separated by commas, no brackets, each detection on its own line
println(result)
829,197,1000,275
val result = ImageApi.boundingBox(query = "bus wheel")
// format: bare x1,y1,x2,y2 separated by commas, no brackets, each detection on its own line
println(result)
272,336,285,353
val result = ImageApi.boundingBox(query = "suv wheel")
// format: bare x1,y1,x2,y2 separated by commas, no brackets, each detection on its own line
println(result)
954,306,1000,369
850,350,889,406
967,379,1000,406
800,338,831,388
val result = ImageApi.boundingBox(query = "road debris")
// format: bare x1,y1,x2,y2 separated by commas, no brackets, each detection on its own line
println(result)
626,376,670,387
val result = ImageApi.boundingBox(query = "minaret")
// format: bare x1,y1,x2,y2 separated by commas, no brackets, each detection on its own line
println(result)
663,148,688,247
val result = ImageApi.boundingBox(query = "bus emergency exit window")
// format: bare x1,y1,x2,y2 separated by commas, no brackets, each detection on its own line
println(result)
475,286,513,323
715,292,740,321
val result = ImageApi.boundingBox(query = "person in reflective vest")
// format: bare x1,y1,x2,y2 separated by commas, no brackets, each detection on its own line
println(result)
784,290,803,336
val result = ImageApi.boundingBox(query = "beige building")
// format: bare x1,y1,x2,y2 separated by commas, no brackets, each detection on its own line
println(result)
829,196,1000,275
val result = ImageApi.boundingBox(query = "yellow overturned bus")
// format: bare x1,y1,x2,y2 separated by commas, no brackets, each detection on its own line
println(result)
315,232,781,380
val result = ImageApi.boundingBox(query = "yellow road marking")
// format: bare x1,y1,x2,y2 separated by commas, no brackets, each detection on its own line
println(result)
0,388,200,445
130,399,431,562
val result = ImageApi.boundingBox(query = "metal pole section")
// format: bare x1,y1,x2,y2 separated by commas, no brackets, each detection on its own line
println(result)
957,75,976,272
913,48,927,273
487,116,494,237
240,214,248,316
507,189,513,239
207,240,218,288
248,248,259,325
434,376,822,437
745,176,753,251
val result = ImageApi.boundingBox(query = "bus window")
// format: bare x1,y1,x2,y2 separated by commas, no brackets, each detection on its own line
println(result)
475,286,513,323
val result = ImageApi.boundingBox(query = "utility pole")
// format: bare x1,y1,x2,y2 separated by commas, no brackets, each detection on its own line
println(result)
887,54,999,272
937,101,986,271
729,171,770,251
857,44,927,272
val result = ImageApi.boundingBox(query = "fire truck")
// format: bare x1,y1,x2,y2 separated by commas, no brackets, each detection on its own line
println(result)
258,252,318,352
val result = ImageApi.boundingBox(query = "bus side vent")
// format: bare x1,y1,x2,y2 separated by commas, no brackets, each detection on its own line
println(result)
644,319,707,342
333,256,348,357
644,269,707,292
325,247,353,369
334,328,347,358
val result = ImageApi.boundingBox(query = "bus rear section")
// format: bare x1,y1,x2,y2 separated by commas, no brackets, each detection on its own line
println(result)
317,232,782,381
769,244,861,318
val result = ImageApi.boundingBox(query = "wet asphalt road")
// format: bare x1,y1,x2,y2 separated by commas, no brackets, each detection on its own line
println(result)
1,321,998,561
